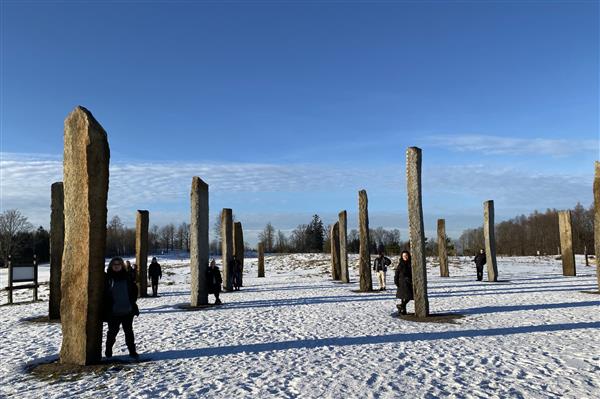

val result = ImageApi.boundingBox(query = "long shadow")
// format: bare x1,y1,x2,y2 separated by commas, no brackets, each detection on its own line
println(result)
434,283,598,297
144,321,600,361
240,284,341,293
430,274,595,290
461,300,600,315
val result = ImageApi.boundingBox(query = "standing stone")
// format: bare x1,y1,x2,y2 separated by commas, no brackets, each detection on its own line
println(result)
594,161,600,288
49,182,64,320
257,242,265,278
135,210,149,298
358,190,372,292
221,208,234,290
60,106,109,365
558,210,576,276
483,200,499,282
330,221,341,280
234,222,244,286
406,147,429,317
437,219,449,277
190,177,209,306
338,210,350,283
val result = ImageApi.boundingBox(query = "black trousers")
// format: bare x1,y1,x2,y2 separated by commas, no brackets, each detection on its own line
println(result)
106,315,136,353
476,265,484,281
151,277,159,296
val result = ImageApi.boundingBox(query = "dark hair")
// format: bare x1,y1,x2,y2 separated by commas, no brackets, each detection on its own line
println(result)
109,257,125,268
400,251,411,261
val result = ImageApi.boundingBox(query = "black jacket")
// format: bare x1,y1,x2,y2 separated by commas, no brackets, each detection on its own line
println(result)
148,261,162,279
207,266,223,294
394,258,414,301
373,256,391,272
473,253,487,268
103,268,139,320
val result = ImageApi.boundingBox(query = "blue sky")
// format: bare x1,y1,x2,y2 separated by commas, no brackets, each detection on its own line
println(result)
1,0,598,243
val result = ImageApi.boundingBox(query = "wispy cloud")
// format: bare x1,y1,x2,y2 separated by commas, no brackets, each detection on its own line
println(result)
425,134,598,157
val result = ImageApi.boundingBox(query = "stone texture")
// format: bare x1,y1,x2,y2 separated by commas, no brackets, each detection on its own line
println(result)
595,162,600,288
437,219,449,277
49,182,64,320
60,106,109,365
338,210,350,283
483,200,499,282
135,210,149,298
221,208,234,290
358,190,372,292
257,242,265,278
558,210,576,276
190,177,209,306
330,221,341,280
234,221,244,286
406,147,429,317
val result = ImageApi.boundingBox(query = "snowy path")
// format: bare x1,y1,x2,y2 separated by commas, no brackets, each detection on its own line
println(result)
1,255,598,398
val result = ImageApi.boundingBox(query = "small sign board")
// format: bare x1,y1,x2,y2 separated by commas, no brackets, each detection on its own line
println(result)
6,256,38,305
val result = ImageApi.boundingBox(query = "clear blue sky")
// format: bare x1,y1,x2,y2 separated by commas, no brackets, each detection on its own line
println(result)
1,0,598,243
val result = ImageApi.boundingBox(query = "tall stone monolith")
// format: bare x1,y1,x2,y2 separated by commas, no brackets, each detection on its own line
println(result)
49,182,64,320
437,219,449,277
483,200,499,282
221,208,233,290
234,221,244,286
358,190,372,292
60,106,109,365
594,161,600,288
190,177,209,306
406,147,429,317
330,221,341,280
338,210,349,283
135,210,149,297
257,242,265,278
558,210,576,276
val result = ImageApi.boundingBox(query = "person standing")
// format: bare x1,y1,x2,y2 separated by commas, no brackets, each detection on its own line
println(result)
372,249,391,291
148,257,162,297
394,250,413,315
207,258,223,305
125,260,136,281
104,257,139,359
232,255,242,291
473,249,486,281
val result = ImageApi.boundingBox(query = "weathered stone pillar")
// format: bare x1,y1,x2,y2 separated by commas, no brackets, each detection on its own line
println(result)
483,200,499,282
135,210,149,297
406,147,429,317
234,221,244,286
221,208,233,290
594,161,600,288
338,210,350,283
49,182,64,320
358,189,372,292
190,177,209,306
437,219,449,277
330,221,341,280
60,106,109,365
257,242,265,278
558,210,576,276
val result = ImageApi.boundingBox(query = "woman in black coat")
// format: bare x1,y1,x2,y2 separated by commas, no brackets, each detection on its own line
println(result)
207,258,223,305
394,250,413,315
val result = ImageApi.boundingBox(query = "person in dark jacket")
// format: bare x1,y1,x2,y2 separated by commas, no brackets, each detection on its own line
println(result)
104,256,139,359
125,260,137,282
207,258,223,304
473,249,486,281
232,255,242,291
372,249,392,291
148,257,162,297
394,250,413,315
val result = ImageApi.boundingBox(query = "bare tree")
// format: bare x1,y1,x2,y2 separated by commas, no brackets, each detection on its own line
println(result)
258,222,275,252
0,209,32,263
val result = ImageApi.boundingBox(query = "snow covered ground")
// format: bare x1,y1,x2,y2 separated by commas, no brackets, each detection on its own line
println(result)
1,254,598,398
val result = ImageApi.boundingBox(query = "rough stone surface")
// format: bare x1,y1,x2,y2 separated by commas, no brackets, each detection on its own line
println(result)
358,190,372,292
483,200,499,282
257,242,265,278
558,210,576,276
406,147,429,317
221,209,234,290
49,182,64,320
338,210,349,283
437,219,449,277
60,106,109,365
190,177,209,306
234,222,244,286
595,162,600,288
135,210,149,297
330,221,341,280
